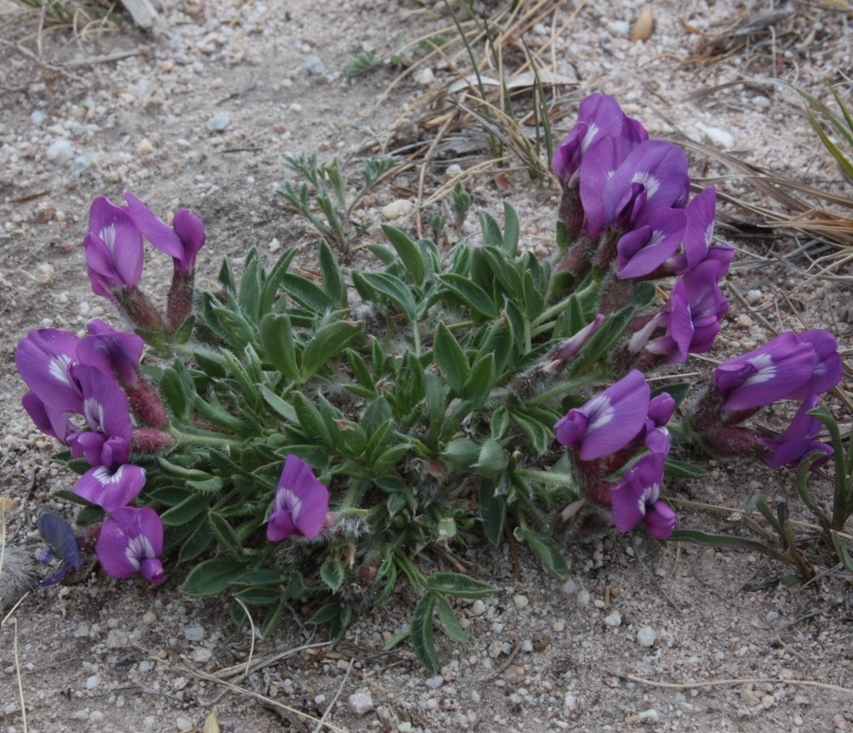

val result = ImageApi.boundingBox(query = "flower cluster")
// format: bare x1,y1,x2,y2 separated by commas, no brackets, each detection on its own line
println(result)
691,329,842,468
17,321,169,583
553,94,733,366
555,370,678,539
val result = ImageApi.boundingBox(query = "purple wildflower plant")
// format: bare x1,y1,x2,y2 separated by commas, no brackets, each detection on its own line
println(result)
555,370,651,461
21,393,76,443
267,455,330,541
760,395,833,470
67,365,146,513
610,452,678,539
663,187,734,276
615,205,688,280
95,506,165,584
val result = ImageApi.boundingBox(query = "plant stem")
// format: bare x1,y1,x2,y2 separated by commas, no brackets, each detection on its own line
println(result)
170,429,243,449
515,468,578,490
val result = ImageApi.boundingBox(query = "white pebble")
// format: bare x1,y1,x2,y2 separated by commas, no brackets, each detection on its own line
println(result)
268,237,281,252
471,600,487,616
46,139,74,165
747,289,762,305
563,694,580,717
425,675,443,689
576,589,590,607
348,691,374,716
381,199,412,220
752,96,771,108
695,121,734,149
636,626,657,647
603,611,622,628
206,112,230,131
766,610,779,623
176,717,193,731
415,67,436,85
513,595,529,610
446,164,463,177
183,626,205,641
85,675,100,689
137,138,154,155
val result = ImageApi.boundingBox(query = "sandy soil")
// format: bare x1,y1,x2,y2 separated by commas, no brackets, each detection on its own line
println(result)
1,1,852,732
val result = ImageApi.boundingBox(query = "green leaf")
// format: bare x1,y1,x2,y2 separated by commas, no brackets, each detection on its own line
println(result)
159,367,190,420
280,273,335,313
514,528,568,578
522,270,545,320
301,321,361,382
186,476,225,493
260,248,298,315
310,602,345,625
464,352,495,407
234,570,288,588
320,559,346,592
411,593,439,674
194,394,250,436
511,411,551,455
361,272,418,323
439,274,498,319
650,382,691,407
177,517,213,563
479,479,506,546
502,202,519,258
259,313,301,382
261,599,285,637
260,385,298,423
217,257,236,291
239,251,263,323
668,530,790,565
344,50,377,76
235,587,282,605
425,572,495,599
292,391,333,446
664,459,708,479
433,322,470,396
172,315,196,345
382,225,425,286
209,305,256,348
319,240,347,306
183,558,246,597
208,511,244,561
479,210,504,248
437,597,469,643
160,492,213,527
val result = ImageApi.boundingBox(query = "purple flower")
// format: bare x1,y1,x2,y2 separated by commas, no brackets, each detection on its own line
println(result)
36,514,83,586
583,139,691,238
643,260,729,363
22,393,76,443
610,453,678,539
124,194,205,278
644,393,675,454
555,370,651,461
552,94,647,186
67,365,146,512
760,395,833,469
615,205,688,280
786,330,842,401
15,329,83,413
83,197,144,300
267,455,330,541
95,506,165,584
554,314,606,362
663,187,734,275
711,332,819,411
77,319,145,389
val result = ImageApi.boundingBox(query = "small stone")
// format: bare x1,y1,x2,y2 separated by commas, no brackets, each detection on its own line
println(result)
176,716,193,731
142,611,157,625
752,96,771,108
695,121,734,149
34,263,55,284
425,675,443,689
31,110,46,126
576,589,590,607
192,648,213,663
381,199,412,220
488,640,504,658
138,138,154,155
561,578,578,595
85,675,100,689
504,664,525,684
268,237,281,252
315,694,326,704
184,626,205,642
304,55,325,74
446,164,463,177
290,103,304,113
206,113,230,131
471,600,487,616
636,626,657,647
603,611,622,628
513,595,529,610
563,694,580,717
89,711,105,723
106,629,130,649
415,67,436,85
766,611,779,623
736,314,753,329
348,691,374,716
46,139,74,165
747,289,762,305
608,20,630,36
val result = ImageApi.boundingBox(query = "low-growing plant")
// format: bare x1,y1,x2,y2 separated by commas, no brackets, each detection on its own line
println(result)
19,94,849,673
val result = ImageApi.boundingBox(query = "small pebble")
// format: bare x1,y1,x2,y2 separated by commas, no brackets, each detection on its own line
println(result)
446,164,463,177
561,578,578,595
315,694,326,705
736,314,753,329
290,103,304,113
766,611,779,623
268,237,281,252
636,626,657,647
603,611,622,628
563,694,580,717
576,589,590,607
31,110,46,126
106,629,130,649
85,675,100,689
206,112,230,131
747,289,762,305
513,595,529,610
752,96,771,108
89,711,105,723
304,55,325,74
46,139,74,165
184,626,205,642
415,67,436,85
425,675,443,689
381,199,412,220
138,138,154,155
695,121,734,149
471,600,487,616
348,691,374,716
176,717,193,732
142,611,157,625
